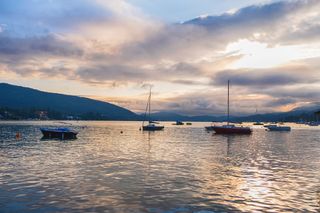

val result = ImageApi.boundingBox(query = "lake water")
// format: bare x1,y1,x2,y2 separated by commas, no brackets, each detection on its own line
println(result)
0,121,319,213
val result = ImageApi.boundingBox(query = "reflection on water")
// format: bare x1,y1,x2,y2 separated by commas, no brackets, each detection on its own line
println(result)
0,121,319,212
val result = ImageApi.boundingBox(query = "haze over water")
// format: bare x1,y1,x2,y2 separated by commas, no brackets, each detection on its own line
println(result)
0,121,320,212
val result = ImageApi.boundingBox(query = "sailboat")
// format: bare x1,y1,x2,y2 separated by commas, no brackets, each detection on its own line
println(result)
205,80,252,134
142,87,164,131
253,108,264,125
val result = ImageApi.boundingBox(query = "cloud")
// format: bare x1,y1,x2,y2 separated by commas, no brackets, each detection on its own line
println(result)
1,0,320,114
0,34,83,57
212,65,319,87
185,0,320,45
264,98,297,108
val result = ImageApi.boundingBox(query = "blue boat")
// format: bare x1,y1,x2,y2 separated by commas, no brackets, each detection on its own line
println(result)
40,127,78,139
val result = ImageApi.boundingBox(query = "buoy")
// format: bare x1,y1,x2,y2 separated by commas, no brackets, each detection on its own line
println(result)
15,132,21,140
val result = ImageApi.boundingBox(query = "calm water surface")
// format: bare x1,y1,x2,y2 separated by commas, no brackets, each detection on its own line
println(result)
0,121,319,213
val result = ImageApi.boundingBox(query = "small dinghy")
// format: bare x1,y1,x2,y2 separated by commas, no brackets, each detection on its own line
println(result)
40,127,78,139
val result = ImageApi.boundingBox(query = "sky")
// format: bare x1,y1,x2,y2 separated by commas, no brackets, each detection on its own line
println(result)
0,0,320,116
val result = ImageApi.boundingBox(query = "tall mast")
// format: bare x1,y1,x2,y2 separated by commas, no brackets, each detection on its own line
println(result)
149,87,151,123
227,80,230,125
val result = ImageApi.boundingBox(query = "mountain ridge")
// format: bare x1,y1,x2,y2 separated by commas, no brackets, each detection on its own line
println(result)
1,83,319,121
0,83,139,120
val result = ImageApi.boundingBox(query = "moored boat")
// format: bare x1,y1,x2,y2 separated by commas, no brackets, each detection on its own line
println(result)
206,124,252,134
265,125,291,131
143,122,164,131
141,87,164,131
173,121,184,125
205,80,252,135
40,127,78,139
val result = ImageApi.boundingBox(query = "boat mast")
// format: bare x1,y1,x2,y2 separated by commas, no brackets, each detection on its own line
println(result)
227,80,230,125
149,87,151,123
142,87,151,127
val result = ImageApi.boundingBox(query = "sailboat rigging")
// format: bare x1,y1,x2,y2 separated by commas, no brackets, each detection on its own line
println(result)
142,87,164,131
205,80,252,134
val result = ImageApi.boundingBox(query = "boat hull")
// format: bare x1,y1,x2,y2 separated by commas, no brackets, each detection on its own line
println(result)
40,129,78,139
266,126,291,131
206,126,252,134
142,126,164,131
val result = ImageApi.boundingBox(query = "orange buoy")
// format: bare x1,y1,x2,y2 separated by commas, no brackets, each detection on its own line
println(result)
15,132,21,140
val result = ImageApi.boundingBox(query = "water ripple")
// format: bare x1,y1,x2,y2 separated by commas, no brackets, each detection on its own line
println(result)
0,121,320,212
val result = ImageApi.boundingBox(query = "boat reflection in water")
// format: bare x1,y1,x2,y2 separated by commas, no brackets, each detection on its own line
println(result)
40,127,78,140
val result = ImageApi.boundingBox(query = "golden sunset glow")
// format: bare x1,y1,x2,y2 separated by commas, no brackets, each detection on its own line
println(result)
1,0,320,115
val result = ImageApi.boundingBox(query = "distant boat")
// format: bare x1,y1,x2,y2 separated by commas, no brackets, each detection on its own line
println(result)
205,80,252,134
264,125,291,131
173,121,184,125
253,108,263,125
307,121,320,126
40,127,78,139
142,87,164,131
186,122,192,125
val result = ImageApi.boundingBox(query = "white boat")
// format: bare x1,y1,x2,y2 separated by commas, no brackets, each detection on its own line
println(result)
307,122,320,126
265,125,291,131
142,87,164,131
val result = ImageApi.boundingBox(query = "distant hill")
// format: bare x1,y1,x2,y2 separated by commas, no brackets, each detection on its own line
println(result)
148,111,226,122
1,83,319,122
150,104,320,122
0,83,139,120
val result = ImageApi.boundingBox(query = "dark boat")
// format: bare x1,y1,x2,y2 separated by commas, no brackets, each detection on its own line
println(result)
205,124,252,134
40,127,78,139
173,121,184,125
141,87,164,131
253,122,264,125
143,122,164,131
205,80,252,135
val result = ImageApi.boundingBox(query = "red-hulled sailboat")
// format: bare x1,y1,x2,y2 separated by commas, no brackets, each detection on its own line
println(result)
205,80,252,134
